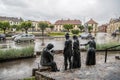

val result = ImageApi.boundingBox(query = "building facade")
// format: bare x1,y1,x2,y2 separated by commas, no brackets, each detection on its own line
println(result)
54,19,82,31
98,24,108,32
31,20,51,31
107,17,120,33
85,18,98,33
0,16,23,25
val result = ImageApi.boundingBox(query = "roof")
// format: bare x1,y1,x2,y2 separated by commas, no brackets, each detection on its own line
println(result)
110,17,120,23
39,21,51,25
86,18,98,24
55,19,82,25
0,16,23,22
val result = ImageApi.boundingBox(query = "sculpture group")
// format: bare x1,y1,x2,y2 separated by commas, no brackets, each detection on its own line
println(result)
40,33,96,72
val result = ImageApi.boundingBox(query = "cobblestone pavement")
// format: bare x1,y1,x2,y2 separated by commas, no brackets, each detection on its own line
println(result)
40,52,120,80
0,52,120,80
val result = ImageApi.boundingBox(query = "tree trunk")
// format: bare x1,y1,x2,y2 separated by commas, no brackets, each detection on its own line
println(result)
3,29,6,34
42,30,44,37
25,29,28,34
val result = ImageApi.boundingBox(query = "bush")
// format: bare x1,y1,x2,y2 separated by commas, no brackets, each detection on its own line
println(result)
48,32,65,36
85,42,120,50
96,42,120,50
71,30,80,34
0,46,34,60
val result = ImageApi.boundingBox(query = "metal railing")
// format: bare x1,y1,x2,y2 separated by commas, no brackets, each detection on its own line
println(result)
105,44,120,63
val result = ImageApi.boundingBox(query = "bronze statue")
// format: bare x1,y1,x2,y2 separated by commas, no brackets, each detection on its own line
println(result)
72,35,81,68
40,43,59,72
84,37,96,65
63,33,73,70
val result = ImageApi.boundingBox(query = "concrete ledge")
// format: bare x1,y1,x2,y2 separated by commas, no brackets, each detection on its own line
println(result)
35,71,55,80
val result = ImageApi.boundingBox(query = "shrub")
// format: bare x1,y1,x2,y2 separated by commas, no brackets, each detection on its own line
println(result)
96,42,120,50
0,46,34,60
71,30,80,35
48,32,65,36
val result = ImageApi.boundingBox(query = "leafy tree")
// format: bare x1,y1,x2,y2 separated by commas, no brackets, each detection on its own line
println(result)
38,22,48,37
71,30,80,35
0,21,10,34
78,25,84,32
49,24,54,31
11,24,21,32
63,24,73,32
88,26,93,33
21,21,32,33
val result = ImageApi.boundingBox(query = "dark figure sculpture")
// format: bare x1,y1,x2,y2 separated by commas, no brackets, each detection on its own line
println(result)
72,35,81,68
40,43,59,72
63,33,73,70
85,37,96,65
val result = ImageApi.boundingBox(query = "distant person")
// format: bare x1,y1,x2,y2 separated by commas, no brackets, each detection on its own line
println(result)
40,43,59,72
72,35,81,68
63,33,73,70
81,37,96,65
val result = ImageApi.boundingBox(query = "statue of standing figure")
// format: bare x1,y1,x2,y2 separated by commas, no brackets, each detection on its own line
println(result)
40,43,59,72
84,37,96,65
72,35,81,68
63,33,73,70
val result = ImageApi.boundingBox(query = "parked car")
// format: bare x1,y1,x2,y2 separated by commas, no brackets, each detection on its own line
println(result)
80,32,92,39
12,33,24,40
14,34,35,42
0,34,6,40
111,29,119,37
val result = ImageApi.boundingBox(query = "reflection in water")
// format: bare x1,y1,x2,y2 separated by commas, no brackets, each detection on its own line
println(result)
41,38,45,46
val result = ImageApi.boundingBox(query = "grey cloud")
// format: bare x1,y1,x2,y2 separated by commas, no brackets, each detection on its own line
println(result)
0,0,120,25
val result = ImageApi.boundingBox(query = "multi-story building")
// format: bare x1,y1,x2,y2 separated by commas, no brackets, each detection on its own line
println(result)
31,20,51,31
107,17,120,33
85,18,98,33
54,19,82,31
98,24,108,32
0,16,23,25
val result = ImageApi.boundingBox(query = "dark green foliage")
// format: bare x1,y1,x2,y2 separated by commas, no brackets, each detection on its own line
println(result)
78,25,84,32
21,21,32,33
0,21,10,34
0,46,34,60
63,24,73,32
88,26,93,33
71,30,80,34
38,22,48,36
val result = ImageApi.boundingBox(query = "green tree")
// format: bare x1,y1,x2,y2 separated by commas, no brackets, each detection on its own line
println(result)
11,24,21,32
63,24,73,32
78,25,84,32
88,26,93,33
0,21,10,34
49,24,54,31
38,22,48,37
21,21,32,33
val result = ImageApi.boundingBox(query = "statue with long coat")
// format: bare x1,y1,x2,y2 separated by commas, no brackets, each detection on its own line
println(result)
72,35,81,68
85,37,96,65
63,33,73,70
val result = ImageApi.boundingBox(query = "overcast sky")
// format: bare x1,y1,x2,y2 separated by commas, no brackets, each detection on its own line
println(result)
0,0,120,25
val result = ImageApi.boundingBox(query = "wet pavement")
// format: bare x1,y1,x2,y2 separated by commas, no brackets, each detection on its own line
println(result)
0,32,120,80
0,52,120,80
38,52,120,80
